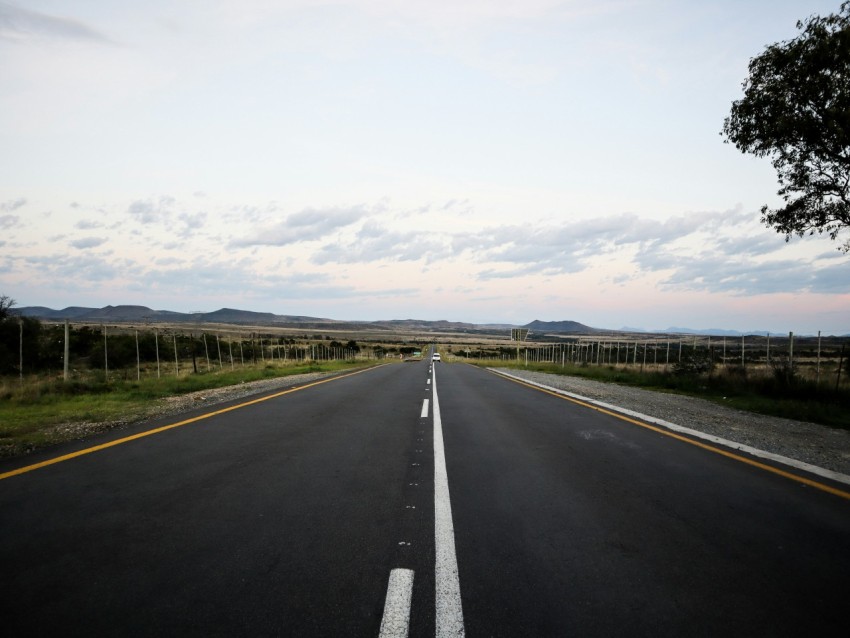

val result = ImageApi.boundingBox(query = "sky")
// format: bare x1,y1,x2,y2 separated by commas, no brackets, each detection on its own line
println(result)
1,0,848,334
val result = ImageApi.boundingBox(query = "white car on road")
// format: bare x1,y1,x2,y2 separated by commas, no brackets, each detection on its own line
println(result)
432,353,441,362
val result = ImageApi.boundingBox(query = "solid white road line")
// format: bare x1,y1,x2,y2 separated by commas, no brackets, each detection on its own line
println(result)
379,568,415,638
421,399,430,418
432,367,465,637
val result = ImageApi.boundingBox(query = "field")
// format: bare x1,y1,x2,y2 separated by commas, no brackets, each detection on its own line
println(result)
1,319,848,456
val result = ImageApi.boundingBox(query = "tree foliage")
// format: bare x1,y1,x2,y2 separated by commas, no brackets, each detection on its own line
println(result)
722,2,850,250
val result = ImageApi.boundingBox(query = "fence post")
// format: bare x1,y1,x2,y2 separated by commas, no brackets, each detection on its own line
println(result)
135,330,140,381
816,330,821,384
789,332,794,373
216,335,223,370
103,324,108,381
203,333,211,371
173,334,179,377
62,319,71,381
19,317,23,386
155,329,161,379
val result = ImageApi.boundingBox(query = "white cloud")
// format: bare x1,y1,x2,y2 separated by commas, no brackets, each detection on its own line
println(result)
230,205,370,247
0,197,26,212
0,214,20,229
0,3,112,43
69,237,108,249
128,196,176,225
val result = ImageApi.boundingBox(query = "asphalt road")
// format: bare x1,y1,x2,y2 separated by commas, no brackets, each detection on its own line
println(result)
1,359,848,637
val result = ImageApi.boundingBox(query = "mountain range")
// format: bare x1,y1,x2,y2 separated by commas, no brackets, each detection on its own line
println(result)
14,305,603,334
21,305,826,336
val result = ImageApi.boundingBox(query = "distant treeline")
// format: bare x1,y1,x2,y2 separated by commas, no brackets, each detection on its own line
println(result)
0,298,386,376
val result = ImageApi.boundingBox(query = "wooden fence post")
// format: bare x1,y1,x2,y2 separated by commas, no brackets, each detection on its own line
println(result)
63,319,70,381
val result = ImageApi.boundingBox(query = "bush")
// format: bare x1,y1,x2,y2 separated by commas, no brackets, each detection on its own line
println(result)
771,356,796,386
673,349,715,376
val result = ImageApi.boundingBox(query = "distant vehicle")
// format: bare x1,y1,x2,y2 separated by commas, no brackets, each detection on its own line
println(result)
432,353,441,362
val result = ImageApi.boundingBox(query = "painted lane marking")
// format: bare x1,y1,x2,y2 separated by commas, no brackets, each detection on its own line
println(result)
432,366,465,636
0,366,385,482
421,399,430,418
379,568,414,638
427,379,431,385
489,369,850,501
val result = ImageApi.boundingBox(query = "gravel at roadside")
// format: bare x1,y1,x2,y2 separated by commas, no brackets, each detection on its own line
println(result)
2,371,338,459
493,368,850,477
149,371,334,419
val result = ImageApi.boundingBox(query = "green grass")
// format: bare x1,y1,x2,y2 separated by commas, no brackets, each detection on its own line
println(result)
0,360,381,455
475,360,850,430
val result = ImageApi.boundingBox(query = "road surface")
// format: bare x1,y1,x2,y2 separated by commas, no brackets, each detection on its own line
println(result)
1,359,848,636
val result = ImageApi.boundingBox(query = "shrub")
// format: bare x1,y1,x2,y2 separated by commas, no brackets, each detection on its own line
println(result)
673,349,715,376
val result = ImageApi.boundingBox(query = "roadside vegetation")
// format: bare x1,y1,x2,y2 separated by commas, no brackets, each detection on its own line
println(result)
0,295,403,456
466,357,850,431
0,359,381,456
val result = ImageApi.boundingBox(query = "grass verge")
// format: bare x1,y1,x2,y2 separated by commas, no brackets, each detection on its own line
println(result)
476,360,850,430
0,360,381,456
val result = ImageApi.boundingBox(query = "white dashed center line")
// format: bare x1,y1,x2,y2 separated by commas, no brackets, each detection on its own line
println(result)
379,568,414,638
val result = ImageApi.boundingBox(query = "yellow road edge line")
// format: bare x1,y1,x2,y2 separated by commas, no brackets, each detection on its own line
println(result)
0,365,383,481
494,372,850,502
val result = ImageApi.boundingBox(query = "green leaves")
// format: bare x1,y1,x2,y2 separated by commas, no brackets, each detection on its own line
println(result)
722,1,850,250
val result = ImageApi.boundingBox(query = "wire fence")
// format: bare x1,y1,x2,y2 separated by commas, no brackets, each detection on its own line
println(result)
455,333,849,388
3,321,384,384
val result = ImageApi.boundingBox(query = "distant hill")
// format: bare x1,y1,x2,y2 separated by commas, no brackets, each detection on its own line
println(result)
622,326,772,337
523,319,600,334
14,306,608,334
372,319,479,331
18,306,100,320
15,305,331,325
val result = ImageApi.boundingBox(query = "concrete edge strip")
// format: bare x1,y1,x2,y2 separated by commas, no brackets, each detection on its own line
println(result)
489,368,850,488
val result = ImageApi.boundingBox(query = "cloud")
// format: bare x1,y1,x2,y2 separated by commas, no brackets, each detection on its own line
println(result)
477,265,562,280
0,3,112,43
313,220,452,264
128,196,176,225
0,197,26,212
70,236,108,249
75,219,102,230
0,214,20,229
648,244,850,296
230,205,369,247
177,211,208,238
137,257,364,301
23,252,137,283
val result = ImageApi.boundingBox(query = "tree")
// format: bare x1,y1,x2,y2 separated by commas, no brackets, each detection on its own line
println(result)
0,294,14,321
722,2,850,251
